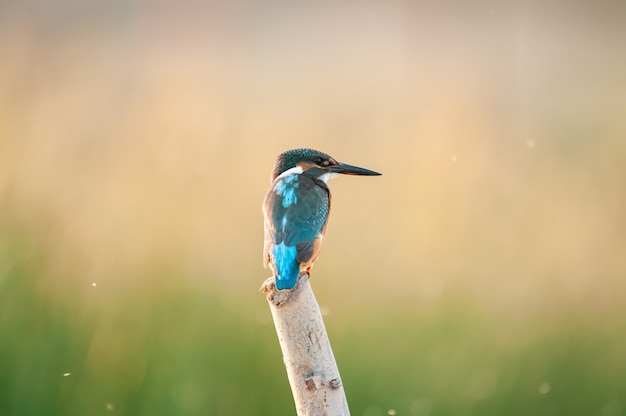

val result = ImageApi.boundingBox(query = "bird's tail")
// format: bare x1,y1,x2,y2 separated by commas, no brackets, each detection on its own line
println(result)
271,243,300,290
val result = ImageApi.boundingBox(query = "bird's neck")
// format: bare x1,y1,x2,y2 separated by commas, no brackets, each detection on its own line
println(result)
274,166,303,181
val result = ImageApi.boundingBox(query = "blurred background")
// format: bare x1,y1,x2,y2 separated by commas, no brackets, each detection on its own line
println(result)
1,0,626,415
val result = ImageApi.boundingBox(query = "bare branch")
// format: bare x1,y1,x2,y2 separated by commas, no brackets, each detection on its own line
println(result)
261,274,350,416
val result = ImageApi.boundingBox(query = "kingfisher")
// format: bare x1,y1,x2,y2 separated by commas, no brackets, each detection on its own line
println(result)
263,148,381,290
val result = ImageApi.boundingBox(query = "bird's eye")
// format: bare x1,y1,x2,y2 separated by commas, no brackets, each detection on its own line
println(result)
314,157,330,167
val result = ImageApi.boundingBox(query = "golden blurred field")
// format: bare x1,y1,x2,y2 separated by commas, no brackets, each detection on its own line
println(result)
1,1,626,415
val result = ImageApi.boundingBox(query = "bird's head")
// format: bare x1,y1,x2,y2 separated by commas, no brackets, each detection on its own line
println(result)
270,148,381,183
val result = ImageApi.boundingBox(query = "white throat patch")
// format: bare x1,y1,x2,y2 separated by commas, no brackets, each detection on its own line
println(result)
318,172,339,183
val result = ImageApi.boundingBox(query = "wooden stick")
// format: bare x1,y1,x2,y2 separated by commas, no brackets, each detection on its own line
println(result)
260,274,350,416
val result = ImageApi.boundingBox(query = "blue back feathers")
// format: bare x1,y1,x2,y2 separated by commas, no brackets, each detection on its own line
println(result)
269,174,301,289
264,172,331,290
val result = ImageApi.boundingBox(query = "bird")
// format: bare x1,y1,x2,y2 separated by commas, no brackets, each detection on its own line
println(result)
263,148,381,290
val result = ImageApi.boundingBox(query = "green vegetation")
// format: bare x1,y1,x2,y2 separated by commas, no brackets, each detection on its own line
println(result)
1,237,624,415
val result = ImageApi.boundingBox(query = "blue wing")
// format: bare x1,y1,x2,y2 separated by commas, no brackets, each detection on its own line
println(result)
263,175,330,289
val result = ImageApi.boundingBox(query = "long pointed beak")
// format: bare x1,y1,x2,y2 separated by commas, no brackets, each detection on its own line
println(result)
329,161,382,176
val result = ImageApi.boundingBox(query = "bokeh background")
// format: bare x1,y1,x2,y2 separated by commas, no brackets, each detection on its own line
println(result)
1,1,626,415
